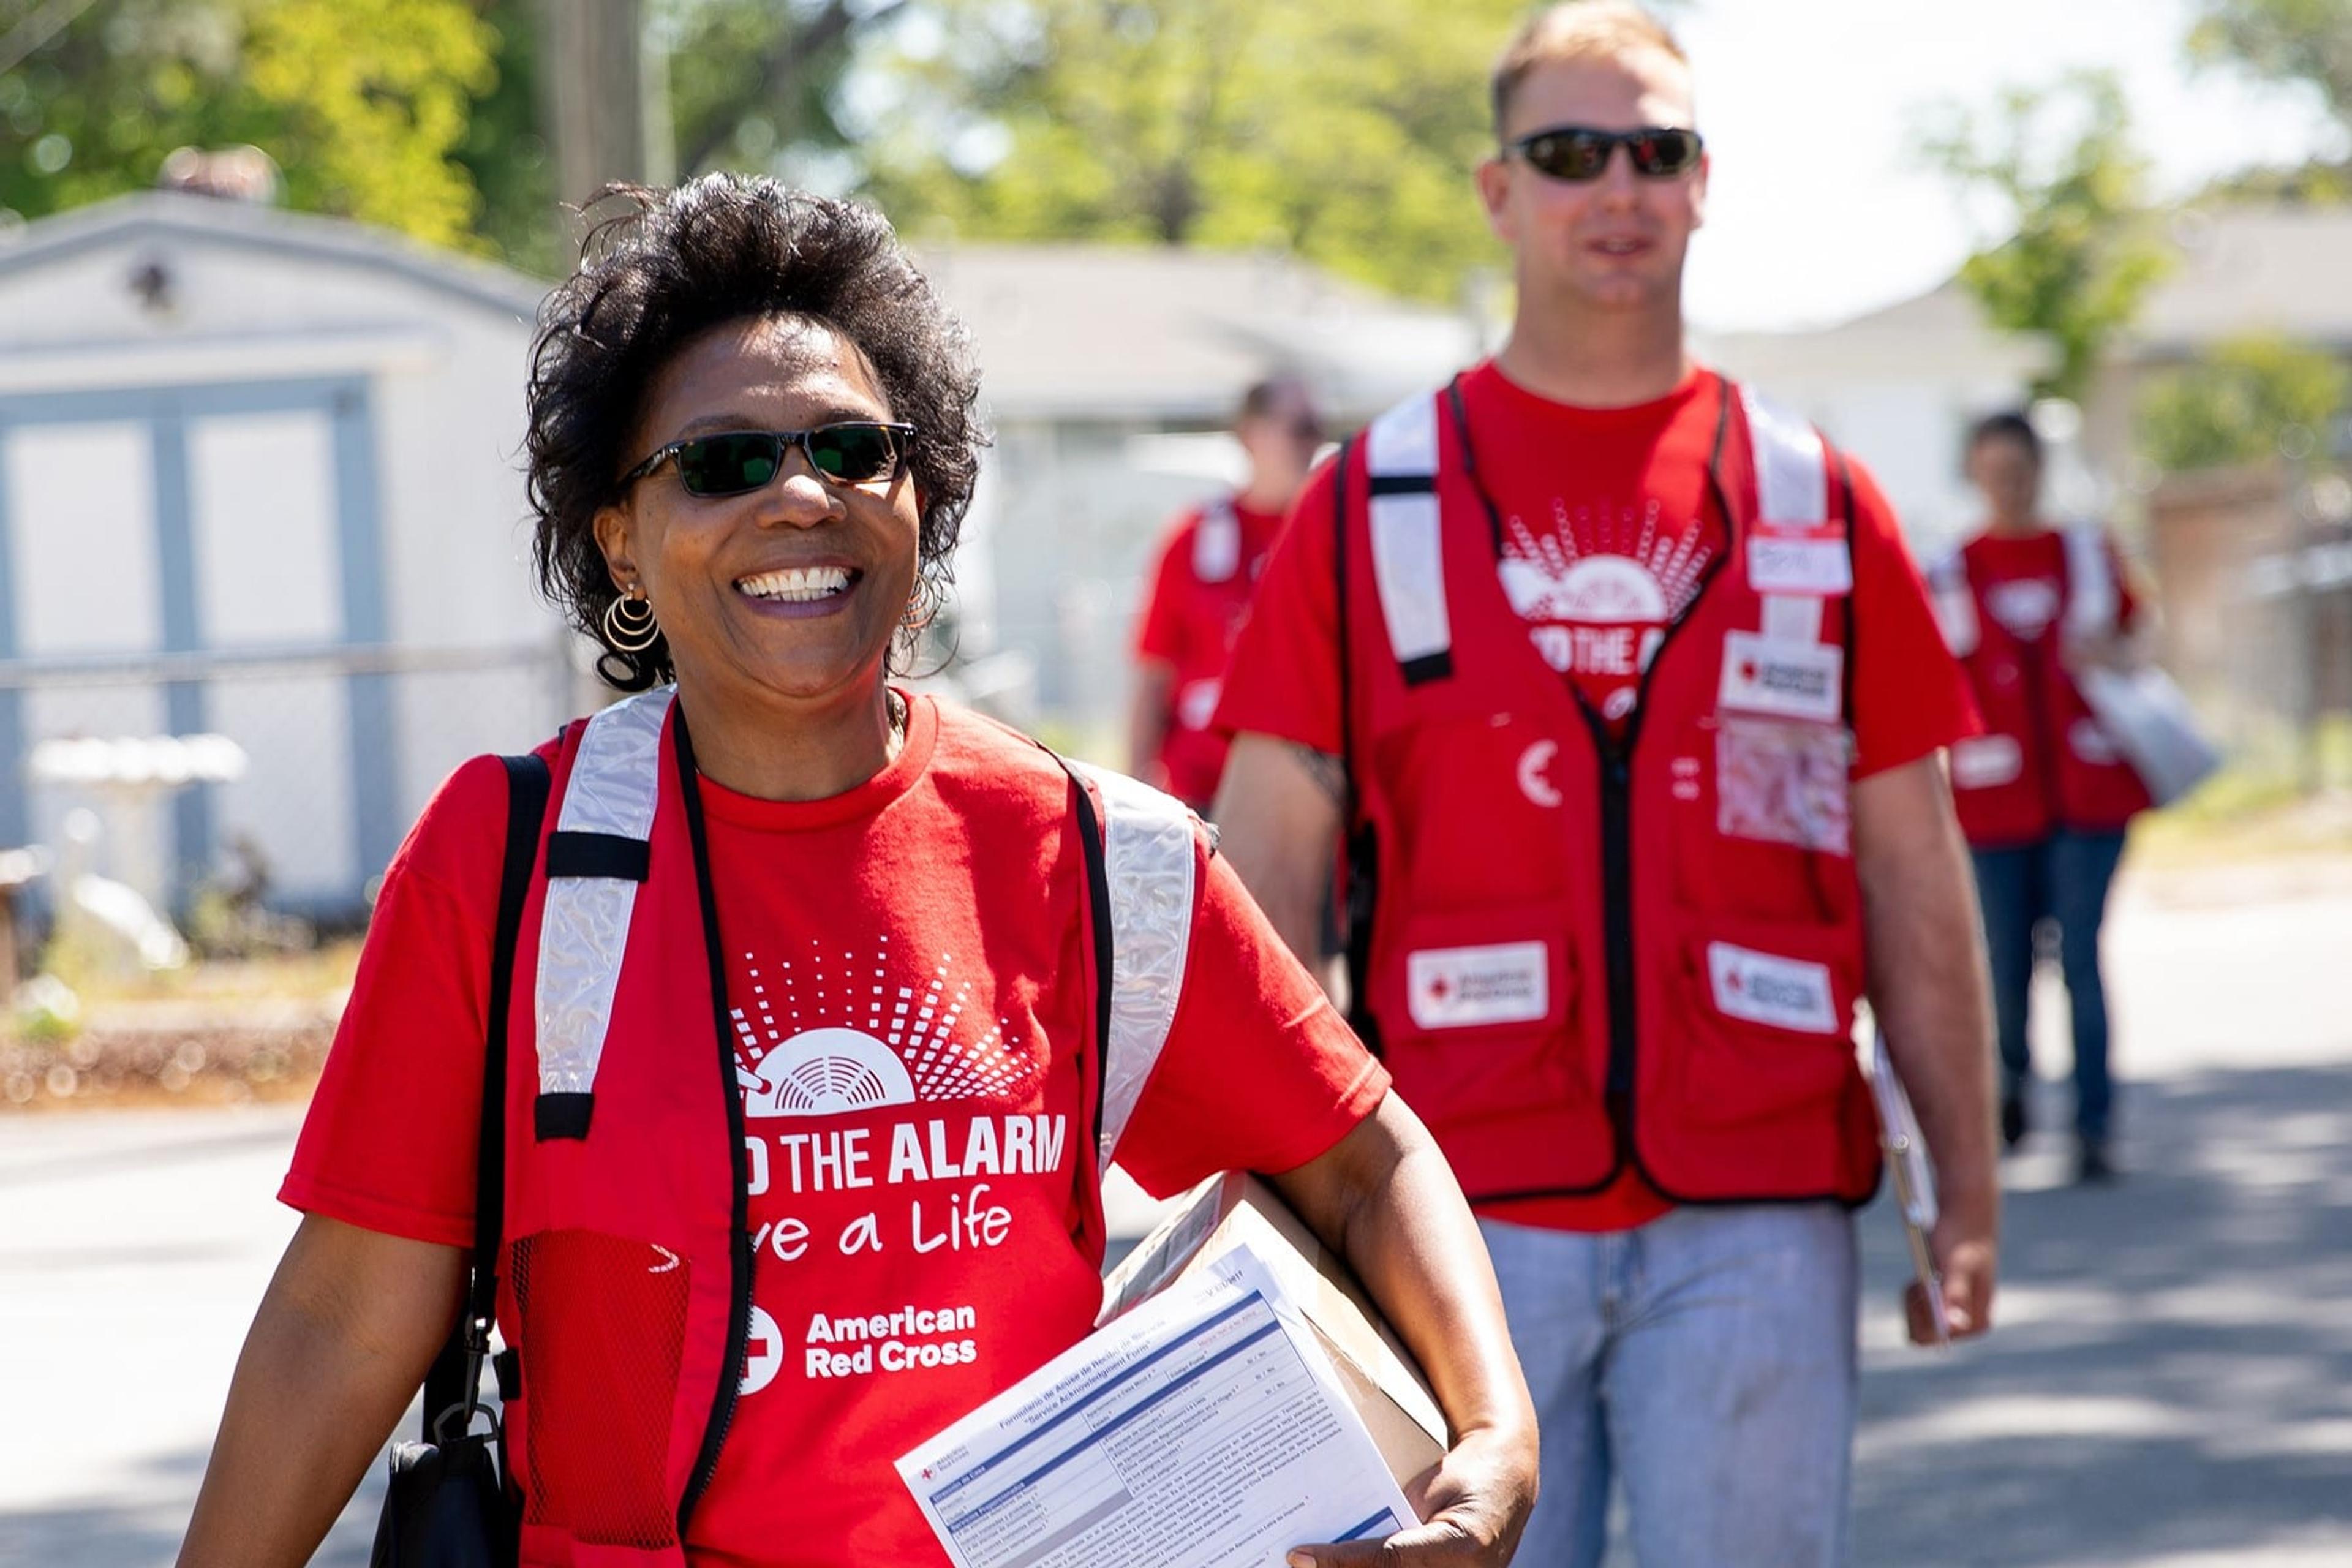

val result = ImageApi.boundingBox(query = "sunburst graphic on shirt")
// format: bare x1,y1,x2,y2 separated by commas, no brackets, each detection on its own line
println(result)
1498,499,1713,625
729,934,1035,1117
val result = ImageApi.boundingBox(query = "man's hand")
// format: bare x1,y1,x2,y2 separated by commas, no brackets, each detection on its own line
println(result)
1854,755,2001,1346
1285,1423,1534,1567
1909,1206,1999,1344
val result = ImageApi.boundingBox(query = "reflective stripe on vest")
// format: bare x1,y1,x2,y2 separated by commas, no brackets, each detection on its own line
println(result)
1364,393,1452,684
529,709,1199,1172
1929,549,1981,657
533,684,674,1139
1193,499,1241,583
1360,382,1843,684
1739,385,1846,650
1067,760,1198,1174
2061,522,2119,639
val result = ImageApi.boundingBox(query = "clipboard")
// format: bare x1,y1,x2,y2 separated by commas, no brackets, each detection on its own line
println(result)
1868,1029,1950,1348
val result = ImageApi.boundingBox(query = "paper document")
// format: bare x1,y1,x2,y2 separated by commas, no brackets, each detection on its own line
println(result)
1869,1030,1949,1347
899,1245,1418,1568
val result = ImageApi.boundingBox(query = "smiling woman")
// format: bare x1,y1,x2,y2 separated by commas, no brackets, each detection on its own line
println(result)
175,175,1534,1568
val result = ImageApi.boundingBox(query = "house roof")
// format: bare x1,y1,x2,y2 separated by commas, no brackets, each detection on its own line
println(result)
1,194,1476,421
2129,206,2352,355
0,190,548,318
1700,279,2056,385
1768,204,2352,372
913,243,1479,423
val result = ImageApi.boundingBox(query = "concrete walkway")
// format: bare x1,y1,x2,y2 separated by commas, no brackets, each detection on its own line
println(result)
2,870,2346,1565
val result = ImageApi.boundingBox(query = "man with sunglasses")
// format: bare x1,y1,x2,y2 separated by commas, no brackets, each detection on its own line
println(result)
1129,375,1326,815
1212,4,1999,1562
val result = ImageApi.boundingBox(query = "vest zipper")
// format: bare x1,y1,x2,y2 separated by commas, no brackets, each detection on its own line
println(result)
1588,720,1641,1141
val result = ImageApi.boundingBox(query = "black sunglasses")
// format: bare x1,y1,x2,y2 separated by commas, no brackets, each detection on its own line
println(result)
620,421,916,497
1506,125,1705,182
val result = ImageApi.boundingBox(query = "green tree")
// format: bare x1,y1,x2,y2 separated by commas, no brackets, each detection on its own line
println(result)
2137,334,2350,472
1921,70,2172,401
663,0,906,181
858,0,1527,303
1,0,511,254
2186,0,2352,202
2189,0,2352,125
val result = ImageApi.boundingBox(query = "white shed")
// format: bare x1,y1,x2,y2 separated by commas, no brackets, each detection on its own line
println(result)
0,192,570,919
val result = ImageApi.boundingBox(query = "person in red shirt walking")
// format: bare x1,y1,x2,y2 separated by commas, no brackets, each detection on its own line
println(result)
1130,376,1327,813
1931,411,2152,1183
1210,6,1999,1562
177,177,1534,1568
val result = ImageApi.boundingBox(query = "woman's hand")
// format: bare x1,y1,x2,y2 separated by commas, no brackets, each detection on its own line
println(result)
1286,1420,1537,1566
1267,1096,1540,1568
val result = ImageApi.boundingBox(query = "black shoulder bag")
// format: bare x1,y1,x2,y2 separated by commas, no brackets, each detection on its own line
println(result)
371,753,549,1568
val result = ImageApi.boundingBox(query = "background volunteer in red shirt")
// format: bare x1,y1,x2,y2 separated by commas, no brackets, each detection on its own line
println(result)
1129,375,1326,813
1210,6,1999,1564
179,176,1536,1568
1938,411,2152,1183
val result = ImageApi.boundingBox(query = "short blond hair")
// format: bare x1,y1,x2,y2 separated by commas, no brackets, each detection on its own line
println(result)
1491,2,1689,132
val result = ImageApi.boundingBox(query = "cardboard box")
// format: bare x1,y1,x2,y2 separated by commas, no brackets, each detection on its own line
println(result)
1102,1172,1450,1501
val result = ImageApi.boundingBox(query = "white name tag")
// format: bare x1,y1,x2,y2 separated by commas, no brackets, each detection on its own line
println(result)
1950,734,2024,790
1718,631,1843,722
2067,718,2119,766
1707,942,1839,1034
1407,941,1549,1030
1748,536,1852,595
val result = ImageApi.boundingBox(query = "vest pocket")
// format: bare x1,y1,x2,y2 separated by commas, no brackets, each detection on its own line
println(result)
510,1227,691,1548
1374,904,1580,1129
1669,919,1860,1129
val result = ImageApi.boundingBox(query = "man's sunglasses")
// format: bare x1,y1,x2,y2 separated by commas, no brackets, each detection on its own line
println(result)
620,421,916,497
1506,125,1705,183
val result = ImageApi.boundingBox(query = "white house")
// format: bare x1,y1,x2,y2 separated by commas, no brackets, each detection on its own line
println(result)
920,243,1482,737
0,191,568,918
1702,287,2057,556
0,198,1485,917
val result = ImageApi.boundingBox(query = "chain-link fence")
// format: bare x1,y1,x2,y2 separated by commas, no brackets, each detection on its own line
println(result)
2,640,576,948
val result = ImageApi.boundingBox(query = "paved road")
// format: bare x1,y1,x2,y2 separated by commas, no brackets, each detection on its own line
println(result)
3,872,2347,1566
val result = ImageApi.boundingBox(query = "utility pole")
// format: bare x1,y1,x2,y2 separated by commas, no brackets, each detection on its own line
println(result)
539,0,673,252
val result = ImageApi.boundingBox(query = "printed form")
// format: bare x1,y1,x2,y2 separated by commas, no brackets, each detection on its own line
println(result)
898,1246,1418,1568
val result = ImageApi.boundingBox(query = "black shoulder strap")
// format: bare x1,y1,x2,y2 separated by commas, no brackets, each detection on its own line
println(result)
1061,762,1116,1159
421,752,551,1441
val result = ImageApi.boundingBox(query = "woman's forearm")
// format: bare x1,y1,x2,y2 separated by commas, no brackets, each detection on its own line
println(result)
1272,1096,1535,1449
180,1216,466,1568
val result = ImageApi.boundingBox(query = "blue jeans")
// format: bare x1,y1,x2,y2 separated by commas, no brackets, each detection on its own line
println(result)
1969,829,2128,1140
1479,1205,1858,1568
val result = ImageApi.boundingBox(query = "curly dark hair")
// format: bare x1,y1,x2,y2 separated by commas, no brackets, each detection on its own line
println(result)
526,175,986,688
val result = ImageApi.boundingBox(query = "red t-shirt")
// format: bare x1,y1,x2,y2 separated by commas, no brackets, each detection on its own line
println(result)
1134,498,1285,809
1215,361,1977,1232
282,695,1387,1567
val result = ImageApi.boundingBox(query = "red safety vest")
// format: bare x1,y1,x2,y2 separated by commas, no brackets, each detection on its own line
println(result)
1928,527,2152,846
491,690,1193,1565
1333,379,1881,1207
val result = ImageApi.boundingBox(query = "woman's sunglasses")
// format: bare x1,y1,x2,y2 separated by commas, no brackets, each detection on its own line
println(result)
1506,125,1705,183
620,421,916,497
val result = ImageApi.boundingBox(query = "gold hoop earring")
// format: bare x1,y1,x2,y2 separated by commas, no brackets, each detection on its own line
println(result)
603,589,660,653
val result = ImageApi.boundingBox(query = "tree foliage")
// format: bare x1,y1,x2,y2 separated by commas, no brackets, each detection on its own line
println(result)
0,0,503,251
663,0,903,182
1921,70,2172,402
2138,334,2350,473
2190,0,2352,126
858,0,1526,303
